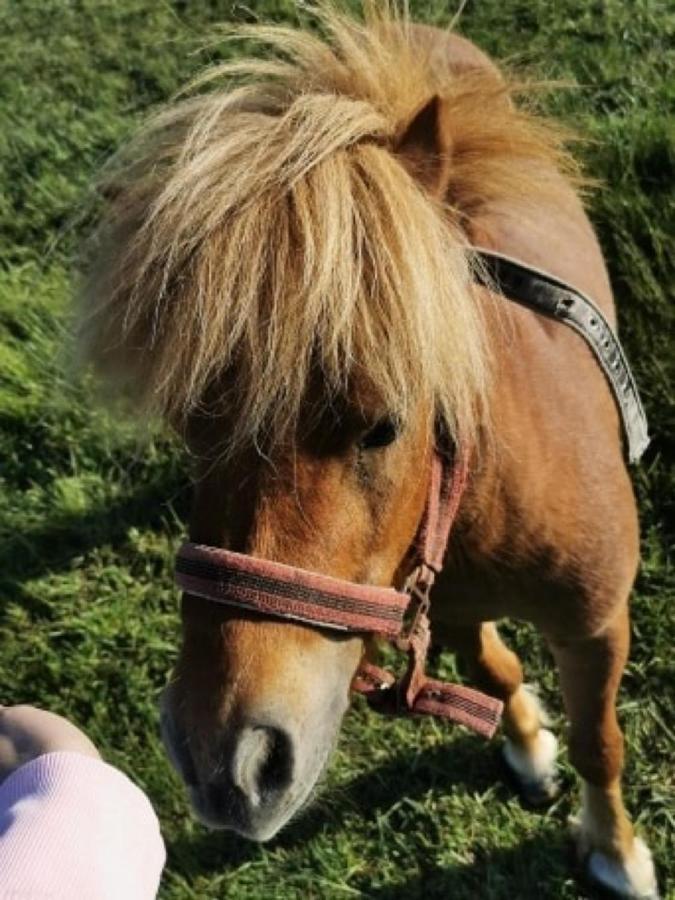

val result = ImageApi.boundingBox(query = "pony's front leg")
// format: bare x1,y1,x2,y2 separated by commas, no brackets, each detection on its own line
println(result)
437,622,559,805
548,606,659,899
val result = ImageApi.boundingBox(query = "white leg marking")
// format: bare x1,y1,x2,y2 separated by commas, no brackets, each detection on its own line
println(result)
586,837,659,899
503,727,559,806
501,685,559,804
503,727,558,783
572,783,660,899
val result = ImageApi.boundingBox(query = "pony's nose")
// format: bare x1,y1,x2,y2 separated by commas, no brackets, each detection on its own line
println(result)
230,723,294,808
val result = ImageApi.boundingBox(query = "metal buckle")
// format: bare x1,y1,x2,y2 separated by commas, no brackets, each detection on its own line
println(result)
396,564,434,650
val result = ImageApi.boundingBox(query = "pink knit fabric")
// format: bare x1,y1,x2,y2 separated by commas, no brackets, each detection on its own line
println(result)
0,752,165,899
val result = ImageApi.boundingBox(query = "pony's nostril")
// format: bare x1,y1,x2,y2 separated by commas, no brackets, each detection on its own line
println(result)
258,726,293,793
231,724,293,807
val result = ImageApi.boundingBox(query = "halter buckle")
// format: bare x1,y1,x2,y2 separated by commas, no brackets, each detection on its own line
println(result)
396,563,434,650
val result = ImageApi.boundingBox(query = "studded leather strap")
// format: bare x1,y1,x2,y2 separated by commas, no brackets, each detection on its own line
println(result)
474,249,650,463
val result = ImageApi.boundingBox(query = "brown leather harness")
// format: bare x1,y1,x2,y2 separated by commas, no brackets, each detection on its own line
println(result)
174,250,649,743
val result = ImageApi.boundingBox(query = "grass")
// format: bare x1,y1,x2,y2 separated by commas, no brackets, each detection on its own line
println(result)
0,1,673,897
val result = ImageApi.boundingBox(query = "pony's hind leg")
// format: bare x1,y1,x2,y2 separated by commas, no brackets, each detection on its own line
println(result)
438,622,559,805
547,606,659,899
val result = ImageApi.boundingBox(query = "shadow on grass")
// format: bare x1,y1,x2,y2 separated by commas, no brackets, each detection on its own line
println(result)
167,825,604,900
365,835,664,900
274,733,514,847
164,733,566,884
363,831,581,900
0,468,190,609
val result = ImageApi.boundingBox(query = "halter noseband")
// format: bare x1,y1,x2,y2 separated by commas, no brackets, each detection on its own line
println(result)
175,449,503,739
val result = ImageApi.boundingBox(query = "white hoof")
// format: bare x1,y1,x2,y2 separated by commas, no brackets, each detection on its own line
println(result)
586,838,660,899
502,727,559,806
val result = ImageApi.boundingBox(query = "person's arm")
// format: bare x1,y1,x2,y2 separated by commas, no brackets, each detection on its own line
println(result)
0,706,165,900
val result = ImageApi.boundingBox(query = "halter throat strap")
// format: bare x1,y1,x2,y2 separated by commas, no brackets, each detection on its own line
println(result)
175,449,503,738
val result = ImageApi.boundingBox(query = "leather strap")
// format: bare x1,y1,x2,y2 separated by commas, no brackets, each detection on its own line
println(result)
353,660,503,738
415,451,468,573
474,249,650,463
352,554,503,740
174,452,465,643
175,543,409,638
353,446,502,740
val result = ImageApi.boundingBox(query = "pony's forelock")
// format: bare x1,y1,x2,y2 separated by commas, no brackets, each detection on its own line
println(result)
79,3,574,454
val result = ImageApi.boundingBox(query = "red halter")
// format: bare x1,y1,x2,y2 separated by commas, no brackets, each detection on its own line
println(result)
175,449,503,738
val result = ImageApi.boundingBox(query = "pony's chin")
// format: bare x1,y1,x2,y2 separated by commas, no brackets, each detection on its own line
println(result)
186,779,316,842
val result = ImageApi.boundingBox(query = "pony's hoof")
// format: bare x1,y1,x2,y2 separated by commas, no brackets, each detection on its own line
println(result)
575,833,660,900
502,728,559,807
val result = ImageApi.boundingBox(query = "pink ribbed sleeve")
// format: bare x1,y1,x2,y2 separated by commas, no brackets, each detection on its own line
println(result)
0,751,166,899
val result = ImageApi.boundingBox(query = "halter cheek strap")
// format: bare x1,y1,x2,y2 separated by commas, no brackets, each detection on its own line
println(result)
175,449,503,739
352,451,503,738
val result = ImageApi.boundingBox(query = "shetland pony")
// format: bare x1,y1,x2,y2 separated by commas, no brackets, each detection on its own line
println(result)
79,7,658,897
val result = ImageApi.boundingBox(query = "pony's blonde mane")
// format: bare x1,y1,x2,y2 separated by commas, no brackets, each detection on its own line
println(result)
79,3,576,453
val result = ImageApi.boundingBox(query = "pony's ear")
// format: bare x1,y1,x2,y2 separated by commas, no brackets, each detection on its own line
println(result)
395,95,453,198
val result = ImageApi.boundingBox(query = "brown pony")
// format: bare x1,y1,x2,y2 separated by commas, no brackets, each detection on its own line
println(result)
78,7,658,898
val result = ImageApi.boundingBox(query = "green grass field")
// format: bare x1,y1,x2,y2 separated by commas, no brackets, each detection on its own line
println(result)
0,1,673,897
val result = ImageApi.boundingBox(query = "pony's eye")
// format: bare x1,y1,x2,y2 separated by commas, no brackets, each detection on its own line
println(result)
359,417,400,450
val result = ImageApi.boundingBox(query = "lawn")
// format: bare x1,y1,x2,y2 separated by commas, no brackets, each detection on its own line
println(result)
0,1,673,898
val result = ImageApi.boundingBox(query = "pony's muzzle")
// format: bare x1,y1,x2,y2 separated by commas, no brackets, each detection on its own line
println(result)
160,689,300,838
191,720,297,840
159,613,363,840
